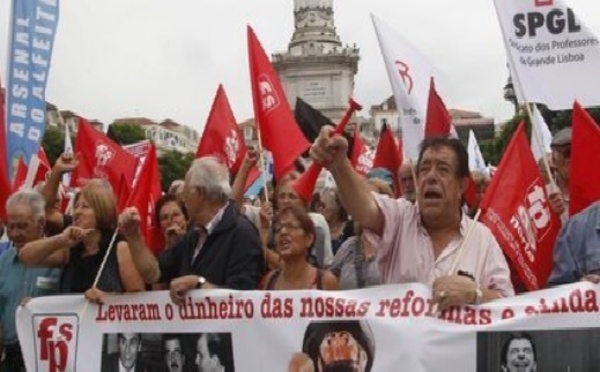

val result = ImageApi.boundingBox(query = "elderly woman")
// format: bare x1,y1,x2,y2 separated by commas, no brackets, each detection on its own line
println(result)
317,187,353,255
19,179,145,296
259,207,338,290
155,194,188,250
330,178,393,290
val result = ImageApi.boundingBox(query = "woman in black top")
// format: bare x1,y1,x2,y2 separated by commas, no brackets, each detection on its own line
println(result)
20,179,145,297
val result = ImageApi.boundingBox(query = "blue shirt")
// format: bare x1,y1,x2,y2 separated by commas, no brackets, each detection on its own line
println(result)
0,241,9,256
0,246,61,345
548,201,600,286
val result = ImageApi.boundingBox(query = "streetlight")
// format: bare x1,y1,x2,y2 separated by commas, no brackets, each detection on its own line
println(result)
503,75,519,115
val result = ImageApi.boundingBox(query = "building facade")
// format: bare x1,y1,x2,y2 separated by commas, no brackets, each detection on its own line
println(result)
112,117,200,155
273,0,360,122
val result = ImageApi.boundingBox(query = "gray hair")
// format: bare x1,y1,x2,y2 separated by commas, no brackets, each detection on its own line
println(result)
6,190,47,221
187,157,231,203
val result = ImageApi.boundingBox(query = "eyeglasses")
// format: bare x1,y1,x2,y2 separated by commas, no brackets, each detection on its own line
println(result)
274,223,304,234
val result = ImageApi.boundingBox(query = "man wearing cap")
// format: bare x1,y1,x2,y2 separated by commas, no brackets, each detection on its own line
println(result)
310,128,514,309
548,128,572,222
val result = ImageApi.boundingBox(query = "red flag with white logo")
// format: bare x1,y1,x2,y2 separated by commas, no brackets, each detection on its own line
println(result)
373,124,403,196
480,122,560,290
72,118,138,193
247,26,310,180
127,144,164,255
570,101,600,216
350,125,373,177
197,85,247,175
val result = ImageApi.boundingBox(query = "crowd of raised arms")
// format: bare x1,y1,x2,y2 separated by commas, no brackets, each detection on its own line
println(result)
0,126,598,371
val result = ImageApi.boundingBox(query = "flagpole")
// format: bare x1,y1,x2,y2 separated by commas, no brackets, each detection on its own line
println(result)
79,228,120,319
448,209,481,275
254,120,271,204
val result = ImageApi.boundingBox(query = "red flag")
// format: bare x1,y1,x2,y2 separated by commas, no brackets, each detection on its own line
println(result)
569,101,600,216
424,78,452,138
197,85,247,175
350,125,373,177
116,174,131,214
373,124,403,196
72,118,138,193
247,26,310,180
12,149,51,191
464,176,478,210
127,144,164,255
480,122,560,290
0,80,9,220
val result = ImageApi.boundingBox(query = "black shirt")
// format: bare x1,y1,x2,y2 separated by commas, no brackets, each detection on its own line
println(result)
158,202,265,290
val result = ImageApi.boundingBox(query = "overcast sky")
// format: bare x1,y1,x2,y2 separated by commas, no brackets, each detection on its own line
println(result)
0,0,599,135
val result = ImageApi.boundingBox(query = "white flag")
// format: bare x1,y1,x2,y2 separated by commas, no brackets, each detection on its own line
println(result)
467,130,488,176
372,14,437,161
62,122,74,188
530,105,553,161
493,0,600,109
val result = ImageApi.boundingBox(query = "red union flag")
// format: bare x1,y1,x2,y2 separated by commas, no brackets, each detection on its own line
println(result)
248,25,310,180
350,125,373,177
196,85,247,174
480,122,560,290
72,118,138,192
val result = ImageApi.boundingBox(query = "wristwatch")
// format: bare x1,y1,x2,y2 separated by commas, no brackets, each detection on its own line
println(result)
473,286,483,305
197,276,207,289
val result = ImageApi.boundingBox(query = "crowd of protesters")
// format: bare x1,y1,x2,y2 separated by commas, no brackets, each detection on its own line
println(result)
0,126,598,371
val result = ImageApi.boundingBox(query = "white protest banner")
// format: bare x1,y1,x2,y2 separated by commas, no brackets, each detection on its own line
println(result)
372,15,437,161
493,0,600,109
17,283,600,371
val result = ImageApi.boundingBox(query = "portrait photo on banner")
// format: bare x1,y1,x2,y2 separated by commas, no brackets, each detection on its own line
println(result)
100,332,235,372
289,320,376,372
477,329,600,372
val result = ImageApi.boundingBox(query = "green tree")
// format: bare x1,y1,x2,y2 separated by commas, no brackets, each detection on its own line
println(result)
108,123,147,145
481,105,600,165
158,150,194,191
42,127,73,165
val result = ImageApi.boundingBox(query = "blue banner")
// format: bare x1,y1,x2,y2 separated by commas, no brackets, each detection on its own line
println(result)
5,0,60,176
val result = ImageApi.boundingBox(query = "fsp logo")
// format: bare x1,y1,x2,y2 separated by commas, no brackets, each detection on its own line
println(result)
394,60,414,95
258,75,280,113
510,183,553,263
224,129,240,167
534,0,553,7
95,142,115,167
34,315,78,371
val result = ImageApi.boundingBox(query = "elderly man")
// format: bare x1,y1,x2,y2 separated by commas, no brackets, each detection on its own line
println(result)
310,129,514,308
547,200,600,286
123,157,264,304
500,333,537,372
398,163,416,203
0,191,61,371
